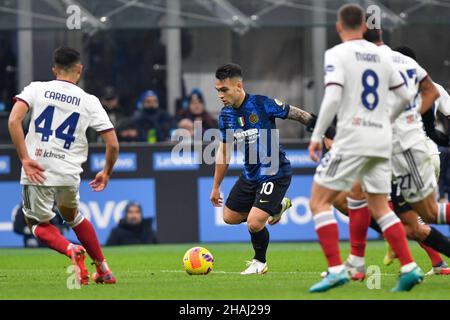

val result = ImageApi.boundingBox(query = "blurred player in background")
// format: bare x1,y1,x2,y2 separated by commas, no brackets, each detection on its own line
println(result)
8,47,119,285
308,4,423,293
341,29,444,280
210,63,330,274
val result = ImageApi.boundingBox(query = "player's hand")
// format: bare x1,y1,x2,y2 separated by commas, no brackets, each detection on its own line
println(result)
22,158,46,184
210,188,223,207
89,170,110,192
308,141,322,162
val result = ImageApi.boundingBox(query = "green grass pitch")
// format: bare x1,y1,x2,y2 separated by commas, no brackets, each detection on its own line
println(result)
1,241,449,300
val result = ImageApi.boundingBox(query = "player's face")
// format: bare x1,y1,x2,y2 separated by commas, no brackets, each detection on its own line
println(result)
126,205,142,225
215,77,242,107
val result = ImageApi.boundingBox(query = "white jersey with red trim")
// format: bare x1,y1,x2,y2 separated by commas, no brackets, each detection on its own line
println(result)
434,82,450,117
380,45,429,153
324,39,404,158
15,80,113,186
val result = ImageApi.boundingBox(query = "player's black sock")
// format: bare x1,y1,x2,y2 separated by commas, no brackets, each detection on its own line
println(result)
422,226,450,258
369,218,382,234
250,227,269,263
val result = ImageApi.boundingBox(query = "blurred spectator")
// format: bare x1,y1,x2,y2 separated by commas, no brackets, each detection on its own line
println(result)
106,202,156,246
100,86,128,126
178,118,195,136
116,118,140,143
177,89,218,134
13,204,69,248
132,90,176,143
172,118,195,142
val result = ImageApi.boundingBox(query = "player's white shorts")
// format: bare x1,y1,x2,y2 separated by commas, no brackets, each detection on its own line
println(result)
22,185,79,223
425,138,440,181
314,150,391,194
392,140,437,203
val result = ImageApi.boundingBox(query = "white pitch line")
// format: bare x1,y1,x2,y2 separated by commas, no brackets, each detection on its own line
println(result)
160,270,399,276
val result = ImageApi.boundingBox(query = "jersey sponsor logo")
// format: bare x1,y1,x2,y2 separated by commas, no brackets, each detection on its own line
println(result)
233,128,258,144
0,156,10,174
35,149,66,160
249,113,259,124
351,117,383,129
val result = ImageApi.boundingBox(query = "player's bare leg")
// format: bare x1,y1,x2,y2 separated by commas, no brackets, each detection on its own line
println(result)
392,210,450,275
59,205,116,284
240,207,271,275
223,206,248,225
410,191,450,224
309,182,349,292
367,193,423,291
333,191,349,215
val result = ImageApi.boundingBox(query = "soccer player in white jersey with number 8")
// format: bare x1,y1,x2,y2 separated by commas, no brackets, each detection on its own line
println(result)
8,47,119,285
307,4,424,293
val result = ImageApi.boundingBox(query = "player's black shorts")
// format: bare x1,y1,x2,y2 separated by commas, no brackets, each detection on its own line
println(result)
225,174,291,216
390,182,413,215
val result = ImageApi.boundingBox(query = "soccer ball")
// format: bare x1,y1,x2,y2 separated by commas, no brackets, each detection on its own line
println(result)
183,247,214,275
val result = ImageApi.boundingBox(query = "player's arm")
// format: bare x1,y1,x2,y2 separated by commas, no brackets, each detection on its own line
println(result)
390,83,414,122
8,100,46,183
287,106,313,125
286,106,337,139
210,141,232,207
309,85,342,162
422,109,449,146
419,77,440,114
89,129,119,192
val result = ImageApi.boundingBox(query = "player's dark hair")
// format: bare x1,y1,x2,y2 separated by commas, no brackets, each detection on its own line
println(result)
215,63,243,80
338,4,365,30
363,28,382,43
394,46,417,60
53,46,81,70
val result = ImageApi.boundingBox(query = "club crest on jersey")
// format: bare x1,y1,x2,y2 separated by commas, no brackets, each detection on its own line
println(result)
249,113,259,124
237,116,245,127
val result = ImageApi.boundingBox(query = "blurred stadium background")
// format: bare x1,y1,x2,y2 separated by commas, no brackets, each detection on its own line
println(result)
0,0,450,247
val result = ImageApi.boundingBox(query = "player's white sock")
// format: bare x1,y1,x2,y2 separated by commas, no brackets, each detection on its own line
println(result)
400,262,417,274
328,265,345,274
347,254,365,267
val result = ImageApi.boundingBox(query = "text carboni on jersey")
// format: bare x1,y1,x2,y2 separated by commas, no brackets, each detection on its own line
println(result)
44,90,81,106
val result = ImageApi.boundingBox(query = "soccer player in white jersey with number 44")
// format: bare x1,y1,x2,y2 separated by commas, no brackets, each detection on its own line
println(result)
8,47,119,285
307,4,424,293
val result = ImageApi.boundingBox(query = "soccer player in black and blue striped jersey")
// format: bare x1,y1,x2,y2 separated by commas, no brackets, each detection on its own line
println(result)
210,63,321,274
